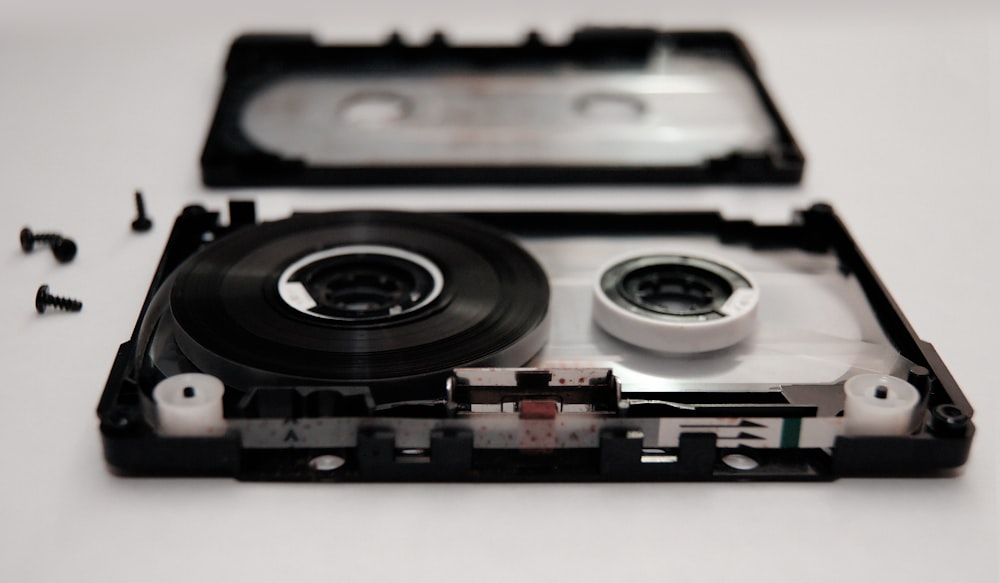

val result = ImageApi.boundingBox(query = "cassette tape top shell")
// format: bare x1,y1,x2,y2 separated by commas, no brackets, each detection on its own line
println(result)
201,28,805,187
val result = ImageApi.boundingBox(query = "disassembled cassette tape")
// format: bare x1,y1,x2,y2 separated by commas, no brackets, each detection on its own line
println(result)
201,27,804,186
97,201,974,480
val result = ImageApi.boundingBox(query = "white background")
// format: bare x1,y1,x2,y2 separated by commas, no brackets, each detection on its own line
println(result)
1,1,998,581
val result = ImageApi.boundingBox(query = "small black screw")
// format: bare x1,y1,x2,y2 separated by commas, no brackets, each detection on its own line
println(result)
20,227,77,263
131,190,152,232
35,284,83,314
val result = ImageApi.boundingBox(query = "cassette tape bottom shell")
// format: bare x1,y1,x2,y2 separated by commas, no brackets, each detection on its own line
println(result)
100,204,975,481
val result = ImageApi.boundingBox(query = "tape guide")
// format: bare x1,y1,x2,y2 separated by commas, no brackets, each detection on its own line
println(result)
97,201,974,481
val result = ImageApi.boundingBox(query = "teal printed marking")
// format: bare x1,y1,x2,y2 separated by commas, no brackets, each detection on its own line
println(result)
780,417,801,448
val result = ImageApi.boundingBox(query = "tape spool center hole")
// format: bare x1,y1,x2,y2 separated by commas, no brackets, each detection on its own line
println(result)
315,258,420,313
620,263,733,316
278,245,444,322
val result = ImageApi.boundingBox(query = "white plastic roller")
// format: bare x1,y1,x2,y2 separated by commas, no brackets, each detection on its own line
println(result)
843,373,920,436
152,373,227,437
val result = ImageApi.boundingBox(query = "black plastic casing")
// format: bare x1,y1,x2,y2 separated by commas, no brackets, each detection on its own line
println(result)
97,202,973,481
200,28,805,187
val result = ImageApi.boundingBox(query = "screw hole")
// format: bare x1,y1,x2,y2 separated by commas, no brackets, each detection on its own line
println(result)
309,455,346,472
182,386,196,398
936,404,964,419
722,453,759,471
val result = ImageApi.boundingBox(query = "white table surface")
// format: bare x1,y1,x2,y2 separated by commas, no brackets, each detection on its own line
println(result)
1,1,997,581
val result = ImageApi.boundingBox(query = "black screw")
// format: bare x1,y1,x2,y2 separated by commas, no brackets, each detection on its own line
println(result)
35,284,83,314
20,227,77,263
131,190,152,232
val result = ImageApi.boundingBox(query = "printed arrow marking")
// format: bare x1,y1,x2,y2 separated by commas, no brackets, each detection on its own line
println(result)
659,419,782,448
716,431,766,441
284,430,299,442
